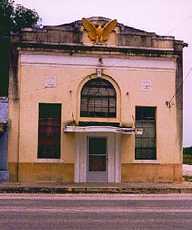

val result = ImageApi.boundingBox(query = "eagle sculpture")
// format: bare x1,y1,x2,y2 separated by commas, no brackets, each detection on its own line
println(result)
82,18,117,44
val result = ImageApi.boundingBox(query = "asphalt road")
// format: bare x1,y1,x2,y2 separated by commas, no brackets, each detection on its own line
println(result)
0,194,192,230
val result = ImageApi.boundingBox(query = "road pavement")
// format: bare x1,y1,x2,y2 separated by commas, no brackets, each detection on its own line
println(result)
183,164,192,176
0,193,192,229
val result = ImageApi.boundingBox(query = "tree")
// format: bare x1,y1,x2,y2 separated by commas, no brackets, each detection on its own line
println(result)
0,0,39,96
0,0,39,33
184,147,192,155
0,0,13,35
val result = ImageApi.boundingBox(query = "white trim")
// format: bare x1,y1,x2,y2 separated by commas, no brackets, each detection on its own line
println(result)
64,125,134,134
115,134,121,182
74,133,80,183
133,160,160,164
20,54,176,70
75,133,87,182
74,132,121,183
35,159,64,163
107,134,115,183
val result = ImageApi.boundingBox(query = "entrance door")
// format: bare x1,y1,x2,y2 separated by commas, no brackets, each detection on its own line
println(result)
87,136,107,182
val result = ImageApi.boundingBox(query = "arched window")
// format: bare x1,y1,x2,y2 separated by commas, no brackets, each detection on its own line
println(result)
80,78,116,117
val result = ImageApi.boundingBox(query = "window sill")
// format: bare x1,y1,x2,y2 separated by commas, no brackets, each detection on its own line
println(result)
35,159,64,163
133,160,160,164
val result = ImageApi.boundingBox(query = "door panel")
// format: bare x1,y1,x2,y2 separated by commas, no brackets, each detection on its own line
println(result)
87,136,107,182
89,155,106,171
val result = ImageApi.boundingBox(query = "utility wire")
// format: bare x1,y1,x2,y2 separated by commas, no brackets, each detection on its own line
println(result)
168,67,192,106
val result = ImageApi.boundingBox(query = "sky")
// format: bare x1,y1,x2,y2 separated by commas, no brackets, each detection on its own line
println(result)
14,0,192,146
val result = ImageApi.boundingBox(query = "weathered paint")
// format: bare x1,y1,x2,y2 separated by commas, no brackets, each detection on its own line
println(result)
8,163,74,183
8,17,186,183
121,163,182,182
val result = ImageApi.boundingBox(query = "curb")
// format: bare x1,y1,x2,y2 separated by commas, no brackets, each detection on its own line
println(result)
0,186,192,194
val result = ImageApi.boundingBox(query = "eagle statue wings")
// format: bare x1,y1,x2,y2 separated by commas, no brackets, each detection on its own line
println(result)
82,18,117,43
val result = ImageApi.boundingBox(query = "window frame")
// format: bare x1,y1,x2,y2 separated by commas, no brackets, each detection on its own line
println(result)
37,103,62,159
135,106,157,160
80,78,117,118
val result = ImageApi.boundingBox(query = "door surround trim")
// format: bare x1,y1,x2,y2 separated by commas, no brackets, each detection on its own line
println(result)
75,132,121,183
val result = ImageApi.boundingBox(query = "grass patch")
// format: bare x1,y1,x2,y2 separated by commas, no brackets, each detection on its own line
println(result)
183,147,192,164
183,147,192,155
183,176,192,182
183,153,192,164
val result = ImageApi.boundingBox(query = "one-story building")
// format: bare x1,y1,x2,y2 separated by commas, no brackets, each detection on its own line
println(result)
8,17,187,183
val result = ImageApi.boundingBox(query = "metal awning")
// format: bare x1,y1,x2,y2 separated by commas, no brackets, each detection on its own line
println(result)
64,125,138,135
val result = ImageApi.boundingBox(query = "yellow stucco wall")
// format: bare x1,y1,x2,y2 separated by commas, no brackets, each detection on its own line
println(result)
9,163,74,183
8,50,182,182
121,163,182,183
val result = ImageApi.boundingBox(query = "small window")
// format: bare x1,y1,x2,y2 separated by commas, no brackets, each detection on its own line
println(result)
80,78,116,118
135,107,156,160
38,103,61,159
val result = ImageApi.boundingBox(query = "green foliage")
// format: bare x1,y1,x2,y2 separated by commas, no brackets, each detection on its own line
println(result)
0,0,14,34
0,0,39,34
0,0,39,96
183,154,192,164
183,147,192,164
11,4,39,32
183,147,192,155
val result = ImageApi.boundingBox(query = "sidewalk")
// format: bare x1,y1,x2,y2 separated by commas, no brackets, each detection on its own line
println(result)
0,181,192,194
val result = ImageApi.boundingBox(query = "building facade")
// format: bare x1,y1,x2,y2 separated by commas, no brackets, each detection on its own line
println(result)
8,17,186,183
0,97,8,181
